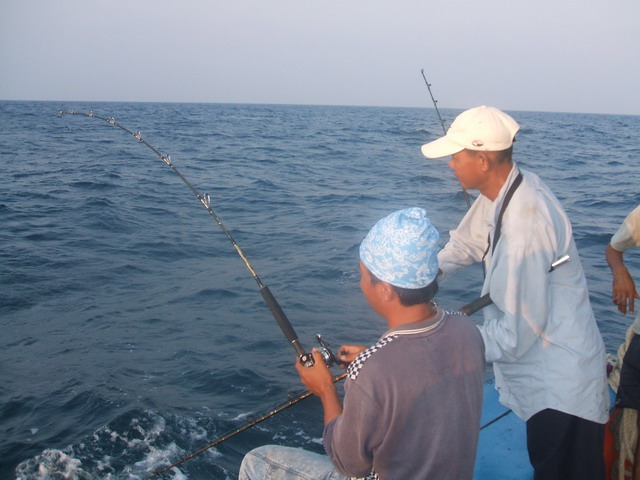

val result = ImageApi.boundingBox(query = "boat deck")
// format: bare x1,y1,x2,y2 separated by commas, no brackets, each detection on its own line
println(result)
475,380,532,479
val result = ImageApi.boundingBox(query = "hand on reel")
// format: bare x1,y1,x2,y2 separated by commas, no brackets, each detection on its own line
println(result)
298,334,344,368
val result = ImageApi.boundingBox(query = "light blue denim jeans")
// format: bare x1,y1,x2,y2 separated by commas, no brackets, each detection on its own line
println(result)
238,445,351,480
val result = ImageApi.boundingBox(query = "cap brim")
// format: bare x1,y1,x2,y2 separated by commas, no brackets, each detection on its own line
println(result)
421,137,464,159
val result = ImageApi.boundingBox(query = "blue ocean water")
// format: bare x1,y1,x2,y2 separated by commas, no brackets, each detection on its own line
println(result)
1,100,639,479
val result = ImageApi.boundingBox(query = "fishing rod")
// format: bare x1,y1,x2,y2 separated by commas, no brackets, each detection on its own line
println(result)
420,69,447,136
420,69,472,209
58,110,337,368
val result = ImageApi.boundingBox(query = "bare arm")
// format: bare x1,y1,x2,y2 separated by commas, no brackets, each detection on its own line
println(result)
296,350,343,425
606,244,639,315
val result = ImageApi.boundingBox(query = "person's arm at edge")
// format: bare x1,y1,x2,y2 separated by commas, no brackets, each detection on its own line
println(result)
606,243,638,315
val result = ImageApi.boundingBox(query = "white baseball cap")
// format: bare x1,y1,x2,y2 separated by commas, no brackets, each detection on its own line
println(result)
421,105,520,158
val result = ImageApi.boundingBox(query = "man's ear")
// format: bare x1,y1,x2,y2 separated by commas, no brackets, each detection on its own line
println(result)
477,152,490,171
378,281,395,302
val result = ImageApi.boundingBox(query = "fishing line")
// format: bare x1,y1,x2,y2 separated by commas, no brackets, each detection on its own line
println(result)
59,110,316,366
420,69,472,209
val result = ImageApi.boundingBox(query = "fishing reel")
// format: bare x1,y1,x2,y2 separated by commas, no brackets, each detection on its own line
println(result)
299,334,340,368
315,334,340,367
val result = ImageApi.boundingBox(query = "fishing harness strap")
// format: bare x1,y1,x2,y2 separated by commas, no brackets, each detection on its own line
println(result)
482,171,523,276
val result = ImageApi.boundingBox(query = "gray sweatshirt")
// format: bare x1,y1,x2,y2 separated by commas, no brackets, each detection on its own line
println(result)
324,309,485,480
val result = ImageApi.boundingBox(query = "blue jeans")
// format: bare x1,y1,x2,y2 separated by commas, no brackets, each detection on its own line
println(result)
238,445,351,480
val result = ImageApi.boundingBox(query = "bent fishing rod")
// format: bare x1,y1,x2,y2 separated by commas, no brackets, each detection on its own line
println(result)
420,69,472,209
58,110,337,368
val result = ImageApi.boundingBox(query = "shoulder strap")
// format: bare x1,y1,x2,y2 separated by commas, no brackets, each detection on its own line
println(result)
481,172,523,270
491,172,523,254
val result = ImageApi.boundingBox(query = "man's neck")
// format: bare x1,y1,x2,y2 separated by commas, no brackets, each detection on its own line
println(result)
386,301,438,329
480,161,514,201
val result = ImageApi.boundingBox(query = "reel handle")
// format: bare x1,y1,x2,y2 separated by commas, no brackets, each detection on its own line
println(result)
315,334,345,367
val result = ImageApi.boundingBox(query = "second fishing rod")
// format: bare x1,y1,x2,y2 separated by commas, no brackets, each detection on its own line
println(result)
420,69,472,209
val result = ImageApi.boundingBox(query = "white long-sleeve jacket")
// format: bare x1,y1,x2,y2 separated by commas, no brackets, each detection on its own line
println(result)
438,164,609,423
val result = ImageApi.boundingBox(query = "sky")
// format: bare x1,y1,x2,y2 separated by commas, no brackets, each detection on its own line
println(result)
1,0,639,115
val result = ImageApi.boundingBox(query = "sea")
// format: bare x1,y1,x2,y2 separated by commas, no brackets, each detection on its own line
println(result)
1,100,639,479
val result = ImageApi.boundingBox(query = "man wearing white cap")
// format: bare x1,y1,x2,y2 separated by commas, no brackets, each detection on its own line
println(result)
239,208,485,480
421,106,609,479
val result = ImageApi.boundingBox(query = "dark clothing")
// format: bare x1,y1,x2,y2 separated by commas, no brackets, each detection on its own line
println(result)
526,408,605,480
617,333,640,410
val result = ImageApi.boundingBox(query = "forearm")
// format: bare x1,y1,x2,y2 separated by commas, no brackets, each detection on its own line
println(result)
606,244,627,273
606,244,638,314
296,350,343,424
319,387,343,425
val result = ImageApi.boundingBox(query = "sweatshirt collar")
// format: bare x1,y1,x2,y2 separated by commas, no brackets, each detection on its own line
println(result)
381,305,445,339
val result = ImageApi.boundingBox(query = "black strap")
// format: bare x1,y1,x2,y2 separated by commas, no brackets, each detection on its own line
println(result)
482,172,523,272
491,172,523,254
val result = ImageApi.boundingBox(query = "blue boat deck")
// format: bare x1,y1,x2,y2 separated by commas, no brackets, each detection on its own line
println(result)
475,379,532,479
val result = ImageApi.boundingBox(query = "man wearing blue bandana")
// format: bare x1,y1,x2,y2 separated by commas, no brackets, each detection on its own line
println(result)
239,208,485,480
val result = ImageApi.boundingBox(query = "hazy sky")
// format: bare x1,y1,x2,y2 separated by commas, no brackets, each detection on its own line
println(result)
1,0,639,115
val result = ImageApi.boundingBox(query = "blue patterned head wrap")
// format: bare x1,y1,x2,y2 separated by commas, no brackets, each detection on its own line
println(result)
359,208,440,289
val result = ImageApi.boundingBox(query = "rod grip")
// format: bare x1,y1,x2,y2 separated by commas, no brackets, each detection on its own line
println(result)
459,293,493,316
260,286,306,357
